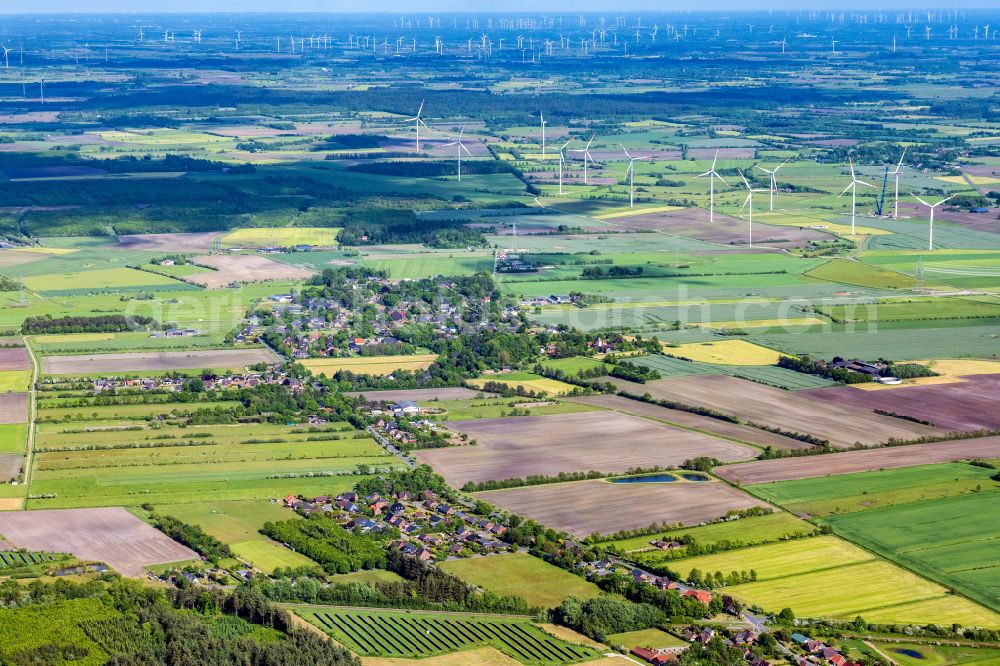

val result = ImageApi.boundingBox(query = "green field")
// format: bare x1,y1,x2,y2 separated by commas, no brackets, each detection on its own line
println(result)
427,398,601,421
631,353,836,390
221,226,342,248
538,356,609,375
749,463,998,517
297,607,602,663
438,553,600,608
684,536,1000,627
22,267,193,295
0,424,28,454
599,512,816,554
0,370,31,392
806,258,922,290
817,296,1000,323
827,491,1000,614
604,628,686,651
27,414,398,509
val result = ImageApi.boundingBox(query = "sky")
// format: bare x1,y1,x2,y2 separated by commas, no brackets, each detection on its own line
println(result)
2,0,995,12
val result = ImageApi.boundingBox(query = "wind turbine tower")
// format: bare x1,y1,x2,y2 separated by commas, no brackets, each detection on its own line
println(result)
442,126,472,182
620,145,649,208
405,100,430,152
738,169,767,247
840,158,874,236
570,134,597,185
754,158,789,211
890,147,906,219
697,150,729,223
911,194,953,250
556,139,573,195
539,112,547,158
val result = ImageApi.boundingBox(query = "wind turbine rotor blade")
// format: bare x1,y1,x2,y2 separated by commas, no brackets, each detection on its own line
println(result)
711,149,719,171
937,195,954,206
857,180,874,188
754,165,770,174
774,158,790,172
460,143,472,156
896,146,907,169
848,158,856,179
697,170,712,178
716,173,730,187
840,183,854,197
911,193,931,207
738,169,750,189
619,144,632,159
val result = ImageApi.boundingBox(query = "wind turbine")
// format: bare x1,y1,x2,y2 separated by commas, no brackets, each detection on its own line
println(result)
911,194,953,251
570,134,597,185
619,145,649,208
539,112,547,158
442,126,472,182
737,169,767,247
556,139,573,195
840,158,874,236
697,150,729,223
889,147,906,219
754,158,789,211
1,45,10,69
405,100,430,152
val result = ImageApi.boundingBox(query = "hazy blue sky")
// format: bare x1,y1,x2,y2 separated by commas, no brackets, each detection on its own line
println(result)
2,0,992,12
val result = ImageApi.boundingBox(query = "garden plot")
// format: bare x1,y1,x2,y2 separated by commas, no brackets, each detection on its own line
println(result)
417,411,756,486
474,479,769,538
0,507,196,576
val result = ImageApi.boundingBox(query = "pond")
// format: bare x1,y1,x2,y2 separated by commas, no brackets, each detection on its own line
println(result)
681,473,710,482
610,474,678,484
893,649,925,660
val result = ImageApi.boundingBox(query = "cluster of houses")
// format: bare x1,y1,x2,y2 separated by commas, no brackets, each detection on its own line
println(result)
790,634,861,666
281,489,512,562
584,558,713,605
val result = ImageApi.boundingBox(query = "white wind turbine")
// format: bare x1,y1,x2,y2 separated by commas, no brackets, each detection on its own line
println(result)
697,150,729,223
405,100,430,152
754,158,790,211
620,145,649,208
737,169,768,247
1,45,10,69
570,134,597,184
442,126,472,182
840,158,874,236
556,139,573,195
911,193,953,251
890,147,906,219
539,112,547,158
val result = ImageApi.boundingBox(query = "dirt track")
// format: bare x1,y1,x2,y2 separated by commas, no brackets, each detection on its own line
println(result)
416,411,757,486
716,436,1000,485
476,479,769,537
0,507,197,576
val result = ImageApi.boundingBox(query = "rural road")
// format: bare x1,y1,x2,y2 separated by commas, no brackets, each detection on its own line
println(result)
21,336,39,491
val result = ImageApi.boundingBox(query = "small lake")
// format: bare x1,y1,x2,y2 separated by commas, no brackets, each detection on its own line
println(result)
681,473,710,482
894,649,925,660
611,474,678,484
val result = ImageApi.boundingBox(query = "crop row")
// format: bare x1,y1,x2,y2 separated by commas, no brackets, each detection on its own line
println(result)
311,611,597,664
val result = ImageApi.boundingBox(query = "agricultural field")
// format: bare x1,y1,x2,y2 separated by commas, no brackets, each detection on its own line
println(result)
717,436,1000,485
301,354,438,377
803,374,1000,432
599,511,816,554
21,267,193,295
467,372,577,396
474,479,769,538
0,507,196,577
747,463,998,517
827,491,1000,613
0,393,29,424
438,553,600,608
676,536,1000,627
419,411,756,486
188,254,316,288
665,339,785,365
620,375,944,448
220,226,341,248
344,387,489,402
567,394,810,450
630,353,837,390
298,607,603,663
41,348,279,375
805,259,923,290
